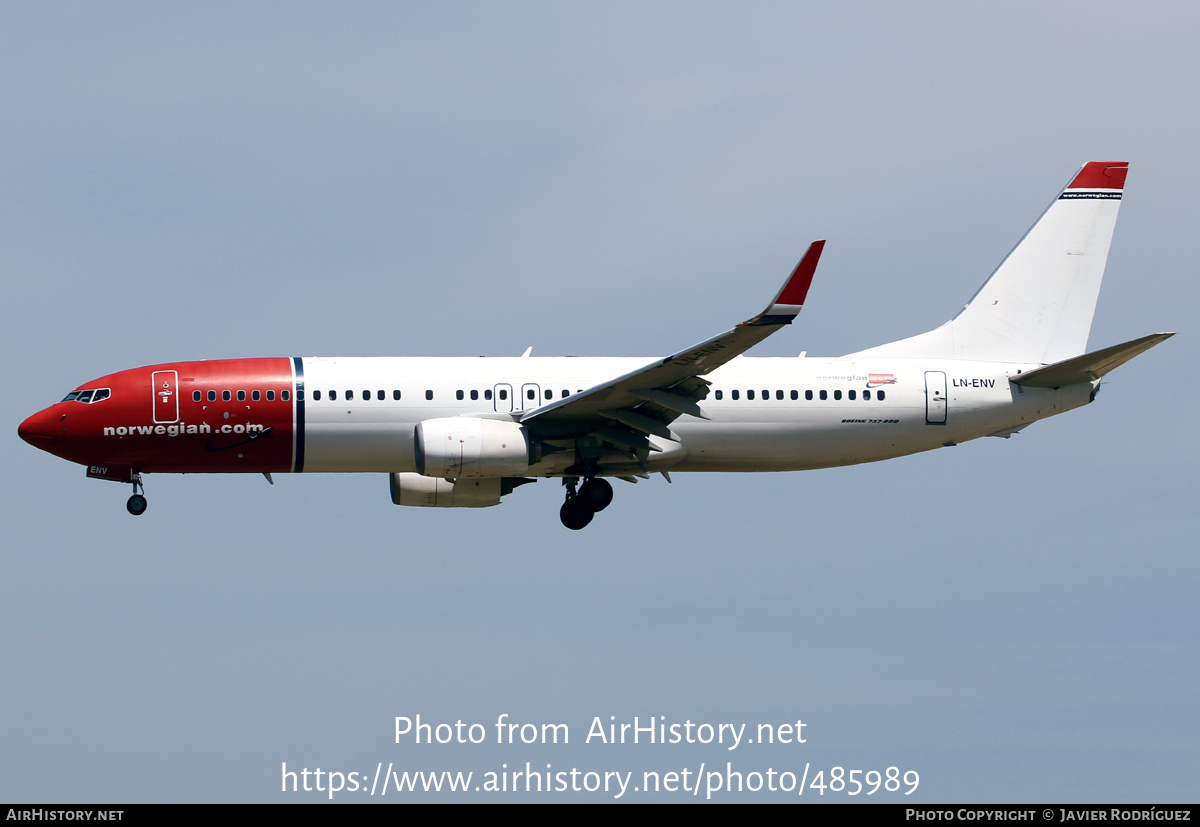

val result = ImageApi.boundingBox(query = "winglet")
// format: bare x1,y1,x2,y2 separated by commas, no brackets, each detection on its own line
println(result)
771,240,825,310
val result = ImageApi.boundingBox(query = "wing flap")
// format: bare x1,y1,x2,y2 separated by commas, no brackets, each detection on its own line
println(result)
627,388,711,420
599,408,679,442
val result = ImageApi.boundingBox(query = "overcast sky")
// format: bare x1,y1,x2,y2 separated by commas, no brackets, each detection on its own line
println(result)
2,2,1196,802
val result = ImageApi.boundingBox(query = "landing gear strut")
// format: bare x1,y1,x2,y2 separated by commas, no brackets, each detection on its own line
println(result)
126,476,147,516
559,476,614,530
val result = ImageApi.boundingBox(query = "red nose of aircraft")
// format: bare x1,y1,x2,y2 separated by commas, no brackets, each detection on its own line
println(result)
18,407,62,448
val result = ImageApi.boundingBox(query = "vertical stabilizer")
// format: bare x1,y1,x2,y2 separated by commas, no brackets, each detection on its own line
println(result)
849,162,1127,364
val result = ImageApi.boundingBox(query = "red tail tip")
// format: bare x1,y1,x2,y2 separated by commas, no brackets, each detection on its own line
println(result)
1068,161,1128,190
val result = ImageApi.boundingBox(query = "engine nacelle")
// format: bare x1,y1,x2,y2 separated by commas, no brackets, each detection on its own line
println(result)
414,417,535,479
389,473,504,508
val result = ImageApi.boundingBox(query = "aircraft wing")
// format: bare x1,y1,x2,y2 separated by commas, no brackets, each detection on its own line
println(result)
521,241,825,444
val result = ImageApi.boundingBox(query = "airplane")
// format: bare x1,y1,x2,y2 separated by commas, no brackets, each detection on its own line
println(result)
19,161,1173,529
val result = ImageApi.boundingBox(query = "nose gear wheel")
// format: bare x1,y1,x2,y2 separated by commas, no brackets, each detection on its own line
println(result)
126,475,147,516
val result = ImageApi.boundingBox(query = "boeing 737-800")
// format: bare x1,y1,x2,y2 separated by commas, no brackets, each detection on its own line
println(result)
18,161,1171,529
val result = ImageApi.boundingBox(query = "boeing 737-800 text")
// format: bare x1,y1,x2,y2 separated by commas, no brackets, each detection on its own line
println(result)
19,161,1171,529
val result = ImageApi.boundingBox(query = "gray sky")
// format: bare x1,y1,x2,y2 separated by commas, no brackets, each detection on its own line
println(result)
2,2,1196,802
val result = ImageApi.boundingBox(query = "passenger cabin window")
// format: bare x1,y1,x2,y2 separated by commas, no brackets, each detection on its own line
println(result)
329,390,337,401
252,390,260,401
222,391,231,401
715,390,723,400
208,391,217,401
313,390,322,401
819,390,828,400
848,390,856,401
425,390,433,400
456,390,464,400
748,390,755,400
805,390,813,401
470,390,479,400
777,390,784,400
732,390,740,400
562,390,569,398
834,390,842,400
377,390,384,401
296,390,304,401
267,390,275,400
877,390,886,401
864,390,871,400
237,390,246,401
281,390,290,401
193,391,201,402
498,389,506,400
485,389,493,400
346,390,354,400
791,390,798,400
393,390,402,400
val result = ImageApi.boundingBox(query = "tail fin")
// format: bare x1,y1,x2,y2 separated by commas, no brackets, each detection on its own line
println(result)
849,161,1128,364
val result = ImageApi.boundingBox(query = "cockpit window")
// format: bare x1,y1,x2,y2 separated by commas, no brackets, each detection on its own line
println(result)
61,388,110,404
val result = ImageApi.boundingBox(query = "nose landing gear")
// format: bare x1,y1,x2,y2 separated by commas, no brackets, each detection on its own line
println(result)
559,476,614,530
126,476,147,516
86,465,149,515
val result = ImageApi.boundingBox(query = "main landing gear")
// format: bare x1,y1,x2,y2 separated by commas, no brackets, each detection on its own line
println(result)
126,476,147,516
559,477,614,530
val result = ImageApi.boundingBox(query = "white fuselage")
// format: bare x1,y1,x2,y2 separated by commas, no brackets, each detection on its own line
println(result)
298,355,1093,475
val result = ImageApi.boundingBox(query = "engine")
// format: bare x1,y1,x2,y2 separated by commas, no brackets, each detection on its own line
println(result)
414,417,537,478
389,473,535,508
389,473,504,508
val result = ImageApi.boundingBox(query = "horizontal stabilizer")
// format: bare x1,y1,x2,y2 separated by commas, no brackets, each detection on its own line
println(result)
1011,332,1174,388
